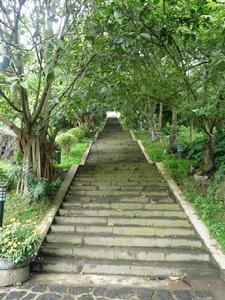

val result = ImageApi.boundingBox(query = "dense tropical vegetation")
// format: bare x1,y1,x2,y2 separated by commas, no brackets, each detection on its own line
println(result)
0,0,225,250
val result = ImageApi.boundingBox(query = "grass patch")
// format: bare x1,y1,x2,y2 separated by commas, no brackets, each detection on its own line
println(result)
135,129,225,251
0,160,11,185
1,158,52,226
134,130,167,162
182,180,225,250
3,193,51,226
1,137,90,227
57,138,90,169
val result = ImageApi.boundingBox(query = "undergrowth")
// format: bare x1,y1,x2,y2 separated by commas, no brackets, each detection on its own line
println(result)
57,137,90,169
3,193,51,226
135,129,225,251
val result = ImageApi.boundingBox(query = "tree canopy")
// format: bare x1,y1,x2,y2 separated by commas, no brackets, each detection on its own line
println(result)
1,0,225,192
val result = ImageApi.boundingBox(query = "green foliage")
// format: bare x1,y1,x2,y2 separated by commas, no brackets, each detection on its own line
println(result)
24,174,59,202
136,129,225,250
0,160,11,186
0,221,39,263
79,125,92,137
58,138,90,169
68,127,86,142
214,132,225,169
183,180,225,250
0,167,8,186
163,159,192,184
134,130,167,162
4,194,50,225
177,125,202,146
185,136,206,161
13,149,23,165
55,132,77,154
185,131,225,170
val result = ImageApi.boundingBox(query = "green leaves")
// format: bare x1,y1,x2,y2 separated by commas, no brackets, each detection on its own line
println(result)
140,33,151,40
46,71,55,82
114,11,123,24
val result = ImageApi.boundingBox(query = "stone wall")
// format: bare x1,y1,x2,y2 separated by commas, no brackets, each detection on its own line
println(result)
0,129,17,160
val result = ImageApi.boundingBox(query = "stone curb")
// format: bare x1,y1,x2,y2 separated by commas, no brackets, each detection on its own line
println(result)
80,132,99,165
129,131,153,164
156,162,225,282
130,130,225,281
36,133,98,254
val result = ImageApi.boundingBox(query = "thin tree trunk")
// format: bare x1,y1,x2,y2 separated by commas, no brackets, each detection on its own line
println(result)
202,135,214,174
17,130,52,196
156,102,163,142
166,106,177,154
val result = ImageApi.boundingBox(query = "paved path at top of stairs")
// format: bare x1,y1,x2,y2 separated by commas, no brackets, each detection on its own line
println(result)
28,118,223,299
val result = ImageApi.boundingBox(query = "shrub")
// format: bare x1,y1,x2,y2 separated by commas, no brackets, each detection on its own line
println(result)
68,127,86,141
13,149,23,165
79,125,91,137
24,172,59,201
185,131,225,170
55,132,77,154
0,220,39,263
163,158,193,184
0,167,8,186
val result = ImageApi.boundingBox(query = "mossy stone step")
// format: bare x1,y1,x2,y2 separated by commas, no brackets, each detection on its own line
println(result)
58,208,186,218
54,216,190,227
50,224,196,237
68,190,170,197
33,117,218,279
46,233,203,248
40,245,210,262
62,202,180,210
32,257,219,278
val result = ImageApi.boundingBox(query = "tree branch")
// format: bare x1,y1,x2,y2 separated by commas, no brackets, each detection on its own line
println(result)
0,89,22,113
0,113,20,136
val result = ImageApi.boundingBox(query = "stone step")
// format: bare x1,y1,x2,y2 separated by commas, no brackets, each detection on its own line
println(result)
46,233,203,248
77,173,159,177
74,178,166,184
62,202,178,210
33,118,219,281
54,216,190,227
69,185,170,192
78,162,154,168
58,208,186,218
40,244,210,262
51,224,196,237
32,257,219,278
76,171,161,176
72,181,168,188
68,190,170,197
65,196,175,204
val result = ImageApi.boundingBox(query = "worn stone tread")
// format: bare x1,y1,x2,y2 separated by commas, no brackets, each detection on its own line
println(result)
33,117,219,279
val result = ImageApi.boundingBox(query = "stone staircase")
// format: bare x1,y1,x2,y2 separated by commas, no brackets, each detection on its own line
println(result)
33,118,219,279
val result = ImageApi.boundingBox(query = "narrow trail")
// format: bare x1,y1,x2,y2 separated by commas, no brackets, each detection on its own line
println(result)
2,118,224,299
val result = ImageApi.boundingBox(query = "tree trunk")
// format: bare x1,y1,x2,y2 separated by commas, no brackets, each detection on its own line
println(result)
202,120,215,174
166,106,177,154
155,102,163,142
202,134,214,174
17,129,53,196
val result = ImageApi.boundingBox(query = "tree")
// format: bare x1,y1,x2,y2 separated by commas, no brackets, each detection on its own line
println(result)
0,0,97,194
